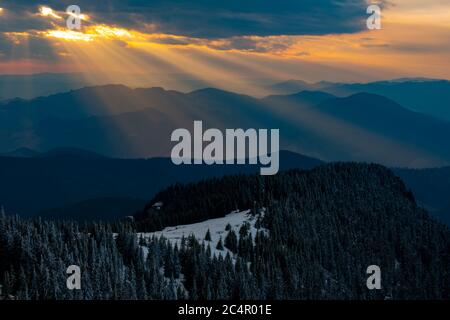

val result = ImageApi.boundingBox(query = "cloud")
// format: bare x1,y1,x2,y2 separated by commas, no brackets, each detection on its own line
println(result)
1,0,373,38
0,7,54,33
388,42,450,53
206,36,306,55
0,32,60,61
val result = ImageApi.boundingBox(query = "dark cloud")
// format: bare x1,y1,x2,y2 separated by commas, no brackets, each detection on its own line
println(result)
0,32,60,61
1,0,374,38
0,6,54,33
206,36,299,54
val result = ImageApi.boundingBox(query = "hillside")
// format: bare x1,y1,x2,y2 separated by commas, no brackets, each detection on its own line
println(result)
139,209,261,260
2,162,449,299
136,163,418,230
134,163,450,299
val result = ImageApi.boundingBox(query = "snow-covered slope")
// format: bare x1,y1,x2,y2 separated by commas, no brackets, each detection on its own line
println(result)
139,210,266,258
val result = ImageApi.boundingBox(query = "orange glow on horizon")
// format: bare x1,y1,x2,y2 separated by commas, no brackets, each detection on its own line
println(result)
2,0,449,82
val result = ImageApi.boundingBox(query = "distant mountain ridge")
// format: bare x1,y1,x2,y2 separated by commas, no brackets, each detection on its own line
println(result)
0,147,40,158
262,90,336,106
1,83,450,167
269,78,450,121
0,73,90,101
0,150,322,219
0,147,107,159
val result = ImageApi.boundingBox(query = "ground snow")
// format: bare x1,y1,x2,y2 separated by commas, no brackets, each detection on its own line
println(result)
138,210,266,259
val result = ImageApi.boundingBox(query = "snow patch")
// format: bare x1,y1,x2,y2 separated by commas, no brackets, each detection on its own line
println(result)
138,210,266,259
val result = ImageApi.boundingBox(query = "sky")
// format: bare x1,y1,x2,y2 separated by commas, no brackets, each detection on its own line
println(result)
0,0,449,93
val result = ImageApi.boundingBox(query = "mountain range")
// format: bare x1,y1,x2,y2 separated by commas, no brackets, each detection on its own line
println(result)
1,81,450,167
269,78,450,121
1,78,449,224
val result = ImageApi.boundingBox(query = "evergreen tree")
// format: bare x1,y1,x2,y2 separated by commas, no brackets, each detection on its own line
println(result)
216,237,224,251
204,229,212,241
225,230,238,253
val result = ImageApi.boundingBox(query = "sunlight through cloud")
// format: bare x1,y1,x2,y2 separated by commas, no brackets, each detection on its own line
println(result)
46,30,94,42
39,6,62,19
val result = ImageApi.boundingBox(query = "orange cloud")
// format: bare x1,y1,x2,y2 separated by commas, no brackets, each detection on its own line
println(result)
3,0,450,83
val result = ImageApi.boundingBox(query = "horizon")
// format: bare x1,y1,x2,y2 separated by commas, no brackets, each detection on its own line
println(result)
1,73,449,100
1,1,450,93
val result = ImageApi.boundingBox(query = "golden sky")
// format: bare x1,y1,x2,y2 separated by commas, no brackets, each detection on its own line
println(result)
0,0,449,92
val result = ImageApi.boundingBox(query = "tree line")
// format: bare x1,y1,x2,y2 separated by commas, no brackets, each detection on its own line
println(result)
1,163,449,299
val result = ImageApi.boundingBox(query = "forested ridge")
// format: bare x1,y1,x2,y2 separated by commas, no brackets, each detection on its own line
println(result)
1,163,449,300
136,163,417,231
